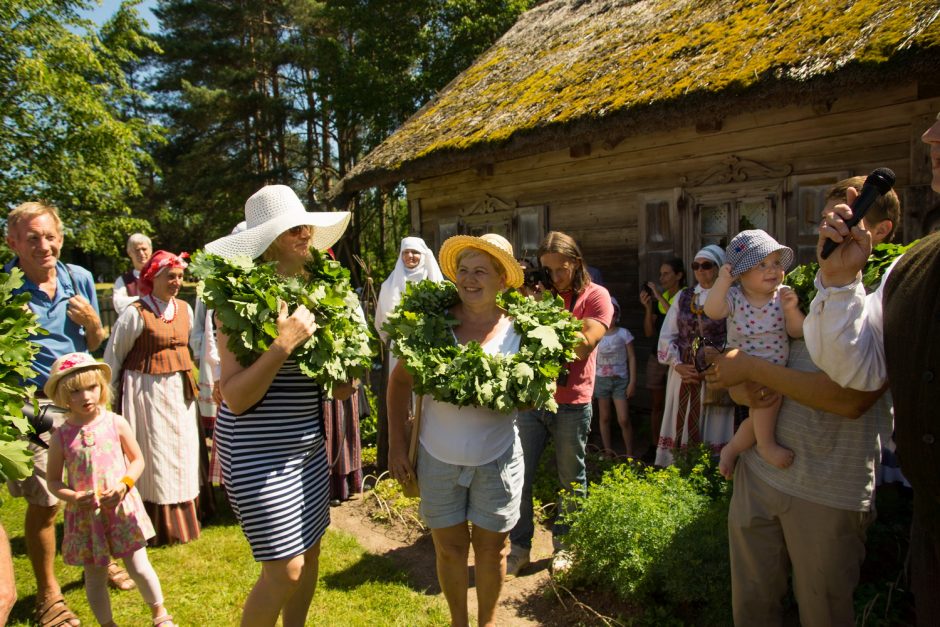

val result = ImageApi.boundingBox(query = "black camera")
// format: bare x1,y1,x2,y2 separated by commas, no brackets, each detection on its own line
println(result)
641,283,654,298
523,266,552,289
21,402,65,449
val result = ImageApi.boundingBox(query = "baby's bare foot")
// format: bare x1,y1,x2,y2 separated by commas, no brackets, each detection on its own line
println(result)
757,442,795,469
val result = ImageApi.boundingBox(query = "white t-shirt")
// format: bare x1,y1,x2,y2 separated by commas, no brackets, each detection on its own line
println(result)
595,327,634,378
420,318,521,466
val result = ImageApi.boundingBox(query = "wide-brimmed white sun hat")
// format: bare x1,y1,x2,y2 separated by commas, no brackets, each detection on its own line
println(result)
204,185,351,260
439,233,524,289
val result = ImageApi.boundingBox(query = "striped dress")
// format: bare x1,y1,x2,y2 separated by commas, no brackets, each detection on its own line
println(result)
214,360,330,561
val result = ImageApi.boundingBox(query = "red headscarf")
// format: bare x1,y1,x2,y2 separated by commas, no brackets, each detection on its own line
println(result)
138,250,188,296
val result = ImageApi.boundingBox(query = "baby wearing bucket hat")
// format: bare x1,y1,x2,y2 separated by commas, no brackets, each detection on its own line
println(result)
703,229,807,477
44,352,179,627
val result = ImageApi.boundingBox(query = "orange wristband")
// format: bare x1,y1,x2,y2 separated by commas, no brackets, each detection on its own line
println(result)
119,476,134,492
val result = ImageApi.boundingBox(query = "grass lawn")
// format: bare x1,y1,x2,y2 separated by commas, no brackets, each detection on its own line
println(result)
1,489,449,626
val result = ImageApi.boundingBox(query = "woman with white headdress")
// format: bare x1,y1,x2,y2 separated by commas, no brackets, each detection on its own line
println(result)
655,244,735,466
374,237,443,372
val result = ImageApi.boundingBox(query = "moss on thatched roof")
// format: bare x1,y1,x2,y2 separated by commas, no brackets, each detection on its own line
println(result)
334,0,940,200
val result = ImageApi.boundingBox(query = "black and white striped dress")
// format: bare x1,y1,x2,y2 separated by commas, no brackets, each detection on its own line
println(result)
215,360,330,561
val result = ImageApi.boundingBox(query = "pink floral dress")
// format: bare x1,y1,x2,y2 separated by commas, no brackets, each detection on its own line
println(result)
57,410,155,566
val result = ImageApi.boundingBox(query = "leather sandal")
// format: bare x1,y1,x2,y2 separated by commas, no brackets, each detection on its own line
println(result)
153,614,178,627
107,560,136,591
35,595,81,627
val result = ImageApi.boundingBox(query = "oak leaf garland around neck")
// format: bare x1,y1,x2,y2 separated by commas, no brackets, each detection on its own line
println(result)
383,280,583,413
188,248,372,396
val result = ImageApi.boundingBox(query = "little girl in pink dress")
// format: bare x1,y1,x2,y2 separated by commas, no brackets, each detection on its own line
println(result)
45,352,177,627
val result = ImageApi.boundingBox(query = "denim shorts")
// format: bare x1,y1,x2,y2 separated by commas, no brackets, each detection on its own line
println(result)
593,375,629,399
417,436,524,532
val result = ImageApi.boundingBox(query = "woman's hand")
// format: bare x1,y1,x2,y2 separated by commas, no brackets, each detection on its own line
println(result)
274,300,317,353
332,380,356,401
388,444,415,486
626,381,636,399
639,288,652,309
674,363,701,384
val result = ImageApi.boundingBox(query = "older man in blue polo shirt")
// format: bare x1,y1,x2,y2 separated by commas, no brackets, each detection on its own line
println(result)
4,201,108,626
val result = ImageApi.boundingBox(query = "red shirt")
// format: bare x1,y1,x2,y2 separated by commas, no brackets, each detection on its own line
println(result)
556,281,614,405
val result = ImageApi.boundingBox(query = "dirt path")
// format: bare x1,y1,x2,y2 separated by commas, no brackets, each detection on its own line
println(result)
328,493,565,626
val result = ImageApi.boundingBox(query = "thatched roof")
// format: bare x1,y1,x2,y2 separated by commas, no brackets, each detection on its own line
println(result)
332,0,940,202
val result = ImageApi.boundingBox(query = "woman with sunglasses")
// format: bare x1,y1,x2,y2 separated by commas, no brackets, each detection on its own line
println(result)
204,185,354,627
654,245,734,466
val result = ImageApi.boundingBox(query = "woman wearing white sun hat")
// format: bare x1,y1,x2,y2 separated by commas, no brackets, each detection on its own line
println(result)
205,185,354,627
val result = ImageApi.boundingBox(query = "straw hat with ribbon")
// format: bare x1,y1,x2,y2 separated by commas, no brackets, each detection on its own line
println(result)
44,352,112,399
204,185,350,260
438,233,524,289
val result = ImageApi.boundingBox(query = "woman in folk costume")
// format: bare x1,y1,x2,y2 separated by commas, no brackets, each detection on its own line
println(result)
655,244,735,466
374,237,444,372
104,250,201,546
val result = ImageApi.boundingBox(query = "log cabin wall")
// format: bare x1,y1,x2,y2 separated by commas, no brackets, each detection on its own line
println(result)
404,83,940,404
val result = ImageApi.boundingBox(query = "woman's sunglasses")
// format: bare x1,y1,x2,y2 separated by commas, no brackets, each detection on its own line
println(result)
691,261,716,271
287,225,310,236
691,335,726,373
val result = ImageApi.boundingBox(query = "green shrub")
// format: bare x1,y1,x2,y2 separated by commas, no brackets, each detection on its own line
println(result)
561,447,732,625
0,269,41,483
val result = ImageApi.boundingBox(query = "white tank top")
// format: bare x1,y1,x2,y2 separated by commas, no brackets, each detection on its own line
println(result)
420,317,521,466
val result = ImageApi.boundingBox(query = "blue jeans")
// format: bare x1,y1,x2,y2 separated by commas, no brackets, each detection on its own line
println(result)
509,403,592,551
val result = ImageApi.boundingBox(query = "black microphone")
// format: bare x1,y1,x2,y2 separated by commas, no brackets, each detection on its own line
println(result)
820,167,896,260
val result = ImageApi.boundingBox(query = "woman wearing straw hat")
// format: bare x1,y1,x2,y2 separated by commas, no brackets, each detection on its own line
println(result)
204,185,352,627
387,233,526,627
103,250,201,547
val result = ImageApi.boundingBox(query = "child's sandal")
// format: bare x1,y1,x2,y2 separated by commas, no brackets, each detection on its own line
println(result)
153,615,178,627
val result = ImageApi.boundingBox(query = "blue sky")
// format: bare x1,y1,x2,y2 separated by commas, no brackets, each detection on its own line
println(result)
81,0,159,30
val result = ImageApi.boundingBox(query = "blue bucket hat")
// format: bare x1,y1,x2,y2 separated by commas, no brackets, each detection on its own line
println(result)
726,229,794,277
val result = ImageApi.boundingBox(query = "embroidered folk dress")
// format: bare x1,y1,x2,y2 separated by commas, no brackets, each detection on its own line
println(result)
58,411,155,567
656,286,735,466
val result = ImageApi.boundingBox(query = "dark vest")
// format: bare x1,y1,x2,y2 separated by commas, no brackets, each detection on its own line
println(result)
122,269,140,297
884,232,940,508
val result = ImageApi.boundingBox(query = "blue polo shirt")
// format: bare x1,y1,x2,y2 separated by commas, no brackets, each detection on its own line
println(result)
3,258,100,389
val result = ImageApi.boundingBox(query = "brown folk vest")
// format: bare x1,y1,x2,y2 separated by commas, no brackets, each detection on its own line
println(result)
121,299,197,401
